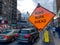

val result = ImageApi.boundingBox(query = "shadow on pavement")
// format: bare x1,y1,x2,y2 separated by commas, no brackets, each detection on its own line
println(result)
17,42,33,45
0,42,12,45
0,42,33,45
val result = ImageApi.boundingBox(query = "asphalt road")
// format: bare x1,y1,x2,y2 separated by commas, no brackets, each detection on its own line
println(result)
0,30,55,45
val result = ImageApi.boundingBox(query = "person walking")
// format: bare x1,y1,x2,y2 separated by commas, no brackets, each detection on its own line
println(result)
56,26,60,38
52,26,56,37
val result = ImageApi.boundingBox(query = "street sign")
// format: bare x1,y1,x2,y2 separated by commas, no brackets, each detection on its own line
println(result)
28,3,55,32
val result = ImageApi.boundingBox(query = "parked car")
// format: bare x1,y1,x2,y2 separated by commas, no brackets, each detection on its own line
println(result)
17,28,39,43
0,30,19,42
12,29,20,37
6,29,20,37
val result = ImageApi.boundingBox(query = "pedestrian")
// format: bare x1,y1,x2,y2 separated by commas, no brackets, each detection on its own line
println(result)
52,26,56,37
56,26,60,38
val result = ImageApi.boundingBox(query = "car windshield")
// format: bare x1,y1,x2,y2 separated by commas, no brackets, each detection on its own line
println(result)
1,31,11,34
21,30,29,34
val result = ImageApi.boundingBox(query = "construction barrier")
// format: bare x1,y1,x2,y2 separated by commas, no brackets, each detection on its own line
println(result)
43,30,50,43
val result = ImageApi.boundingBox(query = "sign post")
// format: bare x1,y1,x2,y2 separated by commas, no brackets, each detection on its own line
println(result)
28,3,55,32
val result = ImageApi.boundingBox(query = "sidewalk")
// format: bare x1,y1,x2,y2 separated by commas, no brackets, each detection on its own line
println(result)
47,30,55,45
53,32,60,45
50,29,60,45
41,30,55,45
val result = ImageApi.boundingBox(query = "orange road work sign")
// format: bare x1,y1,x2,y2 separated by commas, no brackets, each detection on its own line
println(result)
28,3,55,32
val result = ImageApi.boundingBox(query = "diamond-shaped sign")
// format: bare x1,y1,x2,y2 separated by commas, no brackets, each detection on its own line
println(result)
28,3,55,32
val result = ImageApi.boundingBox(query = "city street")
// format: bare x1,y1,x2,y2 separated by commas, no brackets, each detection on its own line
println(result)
0,30,56,45
0,0,60,45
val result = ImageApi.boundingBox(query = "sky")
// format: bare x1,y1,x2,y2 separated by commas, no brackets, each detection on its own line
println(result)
17,0,36,14
17,0,56,14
